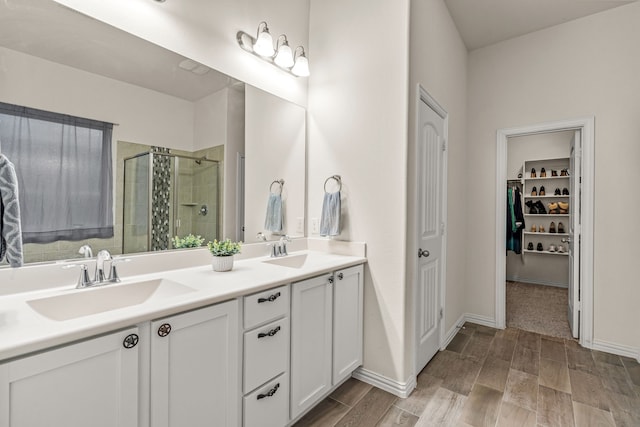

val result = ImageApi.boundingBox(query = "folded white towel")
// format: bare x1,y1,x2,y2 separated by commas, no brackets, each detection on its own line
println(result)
0,154,23,267
320,191,341,237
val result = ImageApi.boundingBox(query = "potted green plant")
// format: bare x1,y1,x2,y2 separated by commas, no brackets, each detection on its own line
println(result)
207,238,242,272
172,234,205,249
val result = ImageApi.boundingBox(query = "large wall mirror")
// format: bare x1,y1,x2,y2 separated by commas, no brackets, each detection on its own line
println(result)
0,0,306,267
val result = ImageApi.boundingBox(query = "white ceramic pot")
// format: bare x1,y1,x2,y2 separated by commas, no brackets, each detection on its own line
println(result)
212,255,234,272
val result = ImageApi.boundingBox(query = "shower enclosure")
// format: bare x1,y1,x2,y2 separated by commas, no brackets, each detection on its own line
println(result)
122,151,221,254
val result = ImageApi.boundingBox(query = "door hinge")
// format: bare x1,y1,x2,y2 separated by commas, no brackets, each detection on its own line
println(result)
439,308,443,320
442,141,447,152
576,301,581,311
440,222,446,234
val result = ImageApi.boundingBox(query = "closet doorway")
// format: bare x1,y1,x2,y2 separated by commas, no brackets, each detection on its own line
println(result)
495,118,595,348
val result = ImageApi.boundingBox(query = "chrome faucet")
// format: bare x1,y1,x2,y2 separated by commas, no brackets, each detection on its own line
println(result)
78,244,93,258
94,250,112,283
278,235,291,256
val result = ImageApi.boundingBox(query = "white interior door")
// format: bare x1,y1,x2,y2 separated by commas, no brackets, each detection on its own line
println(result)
415,94,446,373
568,130,582,338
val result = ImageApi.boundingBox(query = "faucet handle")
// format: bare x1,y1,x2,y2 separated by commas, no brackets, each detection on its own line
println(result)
63,263,93,288
108,257,131,283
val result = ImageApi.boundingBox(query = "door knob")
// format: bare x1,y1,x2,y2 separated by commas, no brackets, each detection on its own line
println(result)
418,248,430,258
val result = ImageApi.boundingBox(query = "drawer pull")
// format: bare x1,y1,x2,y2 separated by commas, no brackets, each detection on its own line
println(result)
257,383,280,400
337,273,344,280
258,292,281,303
258,326,281,339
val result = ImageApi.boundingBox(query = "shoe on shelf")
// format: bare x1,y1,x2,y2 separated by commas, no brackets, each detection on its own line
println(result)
537,243,544,251
560,169,568,176
562,188,569,195
554,188,561,195
558,222,565,233
539,185,546,196
531,186,538,196
525,200,538,214
531,168,537,178
539,225,546,233
549,221,556,233
558,201,569,211
540,167,547,178
531,224,537,232
551,170,558,177
548,244,556,252
528,242,534,251
534,200,547,214
548,202,558,214
557,245,566,253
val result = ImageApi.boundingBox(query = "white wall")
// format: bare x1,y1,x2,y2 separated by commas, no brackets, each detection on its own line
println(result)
244,85,305,241
0,46,195,152
408,0,469,371
308,0,410,383
467,3,640,352
52,0,310,106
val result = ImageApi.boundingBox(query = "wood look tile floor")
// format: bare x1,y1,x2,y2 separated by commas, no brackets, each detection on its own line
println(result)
293,323,640,427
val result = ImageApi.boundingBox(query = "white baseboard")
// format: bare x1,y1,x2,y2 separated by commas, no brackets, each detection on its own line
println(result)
352,367,417,399
592,339,640,363
464,313,496,329
506,276,568,288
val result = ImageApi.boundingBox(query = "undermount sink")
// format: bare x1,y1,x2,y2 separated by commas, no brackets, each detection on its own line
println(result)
263,253,308,269
27,278,196,321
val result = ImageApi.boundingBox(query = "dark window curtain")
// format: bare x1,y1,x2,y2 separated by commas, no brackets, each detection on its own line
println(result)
0,102,113,243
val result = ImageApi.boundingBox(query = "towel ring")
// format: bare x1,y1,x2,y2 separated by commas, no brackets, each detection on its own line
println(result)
270,179,285,194
324,175,342,193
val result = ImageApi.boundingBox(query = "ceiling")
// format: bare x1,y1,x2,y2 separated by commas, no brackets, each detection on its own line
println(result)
444,0,637,51
0,0,238,101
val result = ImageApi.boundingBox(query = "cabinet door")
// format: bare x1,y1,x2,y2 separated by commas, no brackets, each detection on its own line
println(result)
290,274,333,420
150,301,240,427
333,265,364,384
0,327,139,427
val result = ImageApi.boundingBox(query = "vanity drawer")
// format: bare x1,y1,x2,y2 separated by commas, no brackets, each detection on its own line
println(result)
244,285,289,329
244,374,289,427
244,317,289,393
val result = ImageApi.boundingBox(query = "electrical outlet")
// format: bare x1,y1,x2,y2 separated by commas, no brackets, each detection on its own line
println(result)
311,218,319,234
296,217,304,234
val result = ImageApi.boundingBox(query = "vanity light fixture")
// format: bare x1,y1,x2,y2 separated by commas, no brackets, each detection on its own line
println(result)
237,21,310,77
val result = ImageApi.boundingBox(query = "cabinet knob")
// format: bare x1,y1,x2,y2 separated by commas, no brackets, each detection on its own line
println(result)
328,276,334,284
157,323,172,337
258,292,281,303
122,333,139,349
418,248,430,258
258,326,281,339
337,273,344,280
257,383,280,400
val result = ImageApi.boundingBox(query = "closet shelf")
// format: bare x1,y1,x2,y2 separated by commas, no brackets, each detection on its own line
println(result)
524,214,570,217
523,249,569,256
523,231,569,237
524,195,569,199
524,176,569,180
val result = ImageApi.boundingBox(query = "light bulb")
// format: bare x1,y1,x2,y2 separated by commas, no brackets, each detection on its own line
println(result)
291,53,310,77
291,46,310,77
253,23,275,57
274,43,294,68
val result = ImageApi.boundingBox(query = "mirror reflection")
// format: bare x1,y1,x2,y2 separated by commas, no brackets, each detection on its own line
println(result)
0,0,305,267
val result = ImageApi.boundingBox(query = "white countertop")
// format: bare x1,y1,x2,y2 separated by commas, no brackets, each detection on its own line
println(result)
0,250,366,362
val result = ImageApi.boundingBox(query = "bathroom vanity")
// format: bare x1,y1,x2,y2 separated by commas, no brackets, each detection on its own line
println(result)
0,248,365,427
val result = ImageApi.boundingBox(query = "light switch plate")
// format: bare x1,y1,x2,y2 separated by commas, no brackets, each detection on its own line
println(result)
311,218,319,234
296,217,304,234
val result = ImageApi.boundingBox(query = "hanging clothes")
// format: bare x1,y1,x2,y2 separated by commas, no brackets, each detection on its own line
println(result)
506,186,525,254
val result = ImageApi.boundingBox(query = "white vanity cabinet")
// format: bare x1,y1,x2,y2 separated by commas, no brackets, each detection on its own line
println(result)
0,327,140,427
242,285,290,427
290,265,364,421
150,300,240,427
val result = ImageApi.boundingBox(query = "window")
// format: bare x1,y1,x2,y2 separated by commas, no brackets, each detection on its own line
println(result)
0,102,113,243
